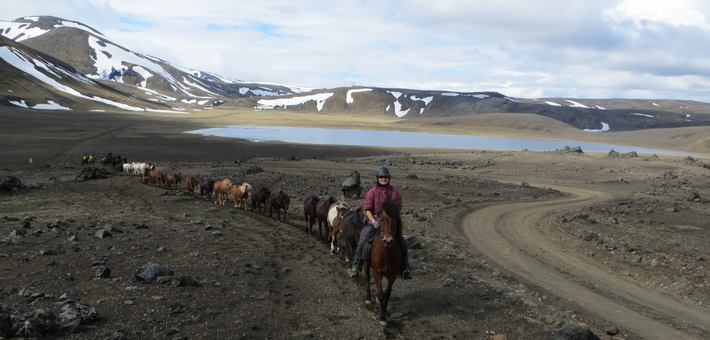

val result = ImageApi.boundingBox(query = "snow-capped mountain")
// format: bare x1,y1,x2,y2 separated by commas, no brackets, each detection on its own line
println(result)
2,15,710,132
0,16,305,99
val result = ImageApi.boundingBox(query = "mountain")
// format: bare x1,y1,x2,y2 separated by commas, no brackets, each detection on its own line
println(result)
2,15,710,132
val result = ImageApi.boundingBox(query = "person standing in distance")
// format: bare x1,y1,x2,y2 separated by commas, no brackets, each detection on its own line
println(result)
350,166,412,279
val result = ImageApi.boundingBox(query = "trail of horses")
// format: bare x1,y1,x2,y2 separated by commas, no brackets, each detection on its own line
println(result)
462,183,710,340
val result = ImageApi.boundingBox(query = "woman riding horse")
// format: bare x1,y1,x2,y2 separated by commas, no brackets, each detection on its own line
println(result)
350,166,412,280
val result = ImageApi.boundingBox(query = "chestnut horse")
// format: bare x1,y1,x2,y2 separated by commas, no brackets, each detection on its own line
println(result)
232,182,252,209
269,190,290,221
251,187,271,214
166,174,182,189
315,196,337,242
185,176,199,196
327,202,350,255
363,198,403,326
341,207,366,264
303,196,320,234
148,170,165,187
213,179,233,205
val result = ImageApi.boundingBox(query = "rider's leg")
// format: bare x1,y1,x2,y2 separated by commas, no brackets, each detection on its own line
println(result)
396,233,412,280
350,224,375,277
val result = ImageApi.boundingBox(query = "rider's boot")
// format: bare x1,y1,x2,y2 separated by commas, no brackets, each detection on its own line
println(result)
350,258,362,278
401,252,413,280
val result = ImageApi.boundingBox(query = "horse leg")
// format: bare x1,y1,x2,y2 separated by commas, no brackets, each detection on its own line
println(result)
378,274,396,326
364,261,372,304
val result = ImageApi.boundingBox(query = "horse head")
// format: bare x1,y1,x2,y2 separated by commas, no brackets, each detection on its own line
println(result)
377,200,401,248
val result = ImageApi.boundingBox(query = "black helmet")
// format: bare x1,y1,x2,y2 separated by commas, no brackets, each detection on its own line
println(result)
376,166,390,178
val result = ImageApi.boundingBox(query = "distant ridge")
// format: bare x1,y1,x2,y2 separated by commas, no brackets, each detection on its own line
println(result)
1,15,710,132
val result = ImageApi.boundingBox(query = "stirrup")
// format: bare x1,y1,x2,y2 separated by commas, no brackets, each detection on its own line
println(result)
402,269,413,280
350,266,360,278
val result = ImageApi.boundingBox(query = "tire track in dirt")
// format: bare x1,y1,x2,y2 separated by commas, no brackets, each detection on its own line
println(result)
43,123,138,166
462,184,710,340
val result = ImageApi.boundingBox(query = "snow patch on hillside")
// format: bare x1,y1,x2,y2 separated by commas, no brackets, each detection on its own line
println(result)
631,113,654,118
411,95,434,105
257,93,334,111
347,88,372,104
132,66,152,88
583,122,610,132
545,101,562,106
0,22,50,42
567,100,589,108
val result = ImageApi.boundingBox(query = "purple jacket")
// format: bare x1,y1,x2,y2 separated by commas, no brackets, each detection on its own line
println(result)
364,184,403,222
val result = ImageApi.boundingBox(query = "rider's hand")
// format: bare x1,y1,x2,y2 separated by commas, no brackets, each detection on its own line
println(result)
373,221,381,229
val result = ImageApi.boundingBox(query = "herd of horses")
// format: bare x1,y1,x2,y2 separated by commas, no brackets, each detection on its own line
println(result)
103,156,403,326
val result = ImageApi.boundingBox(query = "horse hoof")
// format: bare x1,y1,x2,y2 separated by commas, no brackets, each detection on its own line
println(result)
379,320,388,326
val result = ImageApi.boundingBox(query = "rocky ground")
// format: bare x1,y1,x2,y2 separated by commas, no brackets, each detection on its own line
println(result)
1,110,710,340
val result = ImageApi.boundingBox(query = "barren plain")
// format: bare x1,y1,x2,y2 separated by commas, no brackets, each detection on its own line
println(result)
1,108,710,340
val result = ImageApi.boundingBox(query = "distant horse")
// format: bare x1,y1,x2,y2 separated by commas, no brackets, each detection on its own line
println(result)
327,202,350,255
166,174,182,189
315,196,337,242
185,176,199,196
231,182,252,209
341,207,366,263
81,156,90,166
363,199,403,326
122,163,132,174
149,170,165,187
87,156,94,166
251,187,271,214
269,190,290,221
200,179,216,201
303,196,320,234
141,164,155,182
213,179,233,205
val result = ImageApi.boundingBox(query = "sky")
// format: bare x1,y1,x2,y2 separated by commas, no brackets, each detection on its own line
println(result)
3,0,710,102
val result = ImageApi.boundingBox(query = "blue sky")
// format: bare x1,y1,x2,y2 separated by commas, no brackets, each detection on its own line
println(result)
3,0,710,102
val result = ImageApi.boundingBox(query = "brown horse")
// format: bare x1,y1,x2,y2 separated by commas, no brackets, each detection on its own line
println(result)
269,190,290,221
363,199,403,326
213,179,233,205
232,182,252,209
185,176,199,196
166,174,182,189
303,196,320,234
327,202,350,255
341,207,366,264
149,170,165,187
315,196,337,242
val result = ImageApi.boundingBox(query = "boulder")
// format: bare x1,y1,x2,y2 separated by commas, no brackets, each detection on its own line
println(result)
341,171,362,199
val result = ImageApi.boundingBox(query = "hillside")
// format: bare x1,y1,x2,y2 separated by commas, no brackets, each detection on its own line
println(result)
1,15,710,133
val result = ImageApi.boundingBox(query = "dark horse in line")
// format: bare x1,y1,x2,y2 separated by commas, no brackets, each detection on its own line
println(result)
303,196,320,234
269,190,290,221
363,198,403,326
341,207,366,264
251,187,271,214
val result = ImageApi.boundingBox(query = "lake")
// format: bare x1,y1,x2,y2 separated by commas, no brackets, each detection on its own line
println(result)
186,125,692,156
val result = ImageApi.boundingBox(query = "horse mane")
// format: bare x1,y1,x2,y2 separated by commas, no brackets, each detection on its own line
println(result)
380,198,401,221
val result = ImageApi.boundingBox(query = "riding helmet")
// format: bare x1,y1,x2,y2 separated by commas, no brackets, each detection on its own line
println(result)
376,166,390,178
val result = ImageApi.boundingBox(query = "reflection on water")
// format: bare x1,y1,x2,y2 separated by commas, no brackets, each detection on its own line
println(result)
186,125,691,156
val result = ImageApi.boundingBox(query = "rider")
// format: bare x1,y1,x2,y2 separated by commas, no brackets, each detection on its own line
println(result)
350,166,412,280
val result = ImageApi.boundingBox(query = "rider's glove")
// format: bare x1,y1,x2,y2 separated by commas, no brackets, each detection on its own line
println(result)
373,221,381,229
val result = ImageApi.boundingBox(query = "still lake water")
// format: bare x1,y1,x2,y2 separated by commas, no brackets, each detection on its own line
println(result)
186,125,691,156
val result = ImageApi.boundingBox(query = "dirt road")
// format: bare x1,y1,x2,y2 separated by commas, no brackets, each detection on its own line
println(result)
463,183,710,339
